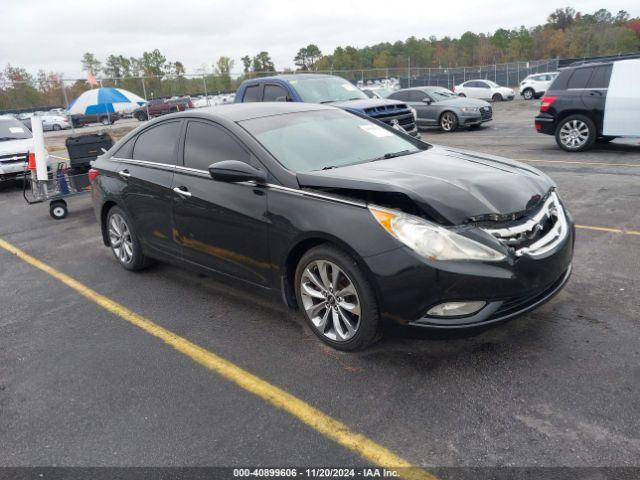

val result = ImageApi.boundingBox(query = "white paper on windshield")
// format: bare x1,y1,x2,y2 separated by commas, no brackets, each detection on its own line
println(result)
342,83,356,91
9,127,24,133
360,124,393,137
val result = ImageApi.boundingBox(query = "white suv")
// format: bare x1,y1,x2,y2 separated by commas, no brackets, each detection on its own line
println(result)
0,116,51,182
453,80,515,101
519,72,559,100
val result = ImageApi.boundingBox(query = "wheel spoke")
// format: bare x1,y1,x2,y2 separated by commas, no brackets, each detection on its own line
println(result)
338,308,357,335
316,307,330,331
338,299,360,316
304,267,324,291
306,300,326,318
317,261,332,290
331,308,347,340
302,282,325,300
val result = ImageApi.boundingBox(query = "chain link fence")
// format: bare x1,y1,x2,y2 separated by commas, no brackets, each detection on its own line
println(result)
1,58,561,114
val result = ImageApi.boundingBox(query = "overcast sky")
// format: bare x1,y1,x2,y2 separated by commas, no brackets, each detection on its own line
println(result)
1,0,638,78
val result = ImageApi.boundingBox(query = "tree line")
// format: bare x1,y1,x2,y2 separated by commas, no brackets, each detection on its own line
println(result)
1,7,639,110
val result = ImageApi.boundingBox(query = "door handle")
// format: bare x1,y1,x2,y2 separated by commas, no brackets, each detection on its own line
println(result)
173,186,192,198
118,169,131,179
589,90,602,96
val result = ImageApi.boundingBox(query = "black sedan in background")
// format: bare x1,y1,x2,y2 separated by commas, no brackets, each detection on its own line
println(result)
90,103,574,350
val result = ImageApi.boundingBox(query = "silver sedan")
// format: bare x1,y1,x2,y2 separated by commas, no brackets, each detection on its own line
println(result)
388,87,493,132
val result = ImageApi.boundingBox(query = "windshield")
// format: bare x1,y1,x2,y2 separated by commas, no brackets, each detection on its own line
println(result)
240,109,423,172
0,118,32,141
290,77,368,103
428,88,455,101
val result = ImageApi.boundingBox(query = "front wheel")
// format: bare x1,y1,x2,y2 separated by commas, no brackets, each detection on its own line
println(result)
295,245,381,351
440,111,458,132
106,206,151,271
555,115,596,152
523,89,534,100
492,93,503,102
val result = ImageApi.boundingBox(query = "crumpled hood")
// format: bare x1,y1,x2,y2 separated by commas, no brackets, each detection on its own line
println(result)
296,145,555,224
0,138,33,155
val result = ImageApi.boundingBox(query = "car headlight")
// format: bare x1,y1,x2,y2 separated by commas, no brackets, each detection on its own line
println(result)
369,206,506,262
409,107,417,120
459,107,479,113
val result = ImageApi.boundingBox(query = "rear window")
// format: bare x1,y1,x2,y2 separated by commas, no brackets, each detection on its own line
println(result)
243,85,260,102
587,65,612,89
567,67,594,89
132,121,181,165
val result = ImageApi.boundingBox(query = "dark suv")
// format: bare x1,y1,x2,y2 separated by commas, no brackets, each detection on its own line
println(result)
535,59,623,151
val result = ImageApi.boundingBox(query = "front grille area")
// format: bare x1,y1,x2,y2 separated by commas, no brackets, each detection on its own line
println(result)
364,106,418,135
481,191,568,258
0,152,28,165
480,106,492,120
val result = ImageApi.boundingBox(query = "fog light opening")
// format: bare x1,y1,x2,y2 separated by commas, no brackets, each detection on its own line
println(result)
426,301,487,318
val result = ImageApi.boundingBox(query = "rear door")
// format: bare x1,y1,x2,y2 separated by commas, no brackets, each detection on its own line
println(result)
171,119,271,286
114,119,182,258
602,61,639,136
262,84,289,102
582,64,612,133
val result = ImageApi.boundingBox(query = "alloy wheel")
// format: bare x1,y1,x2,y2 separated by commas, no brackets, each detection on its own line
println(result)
300,260,361,342
108,213,134,264
559,120,589,149
523,89,533,100
441,112,456,132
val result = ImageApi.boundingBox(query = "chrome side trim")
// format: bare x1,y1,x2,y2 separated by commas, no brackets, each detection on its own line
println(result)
265,183,366,208
111,157,176,172
175,165,210,177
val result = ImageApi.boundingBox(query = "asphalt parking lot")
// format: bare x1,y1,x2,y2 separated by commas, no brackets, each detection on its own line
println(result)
1,98,639,476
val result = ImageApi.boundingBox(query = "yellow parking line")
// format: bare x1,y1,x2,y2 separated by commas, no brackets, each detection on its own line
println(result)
576,224,640,236
0,237,437,480
522,159,640,168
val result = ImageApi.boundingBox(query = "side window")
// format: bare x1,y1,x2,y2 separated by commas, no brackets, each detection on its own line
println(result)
389,91,408,101
478,81,490,89
132,121,181,164
183,121,250,171
409,90,427,102
587,65,612,89
243,85,261,102
567,68,594,89
113,137,135,159
263,84,288,101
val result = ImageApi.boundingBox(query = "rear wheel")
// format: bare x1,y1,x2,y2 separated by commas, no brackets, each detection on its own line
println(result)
106,206,151,271
100,116,110,125
555,115,596,152
522,89,535,100
492,93,503,102
53,124,62,131
295,245,381,351
440,111,458,132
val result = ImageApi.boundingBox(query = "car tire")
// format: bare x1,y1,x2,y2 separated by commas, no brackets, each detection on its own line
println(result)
106,206,151,271
492,93,503,102
439,111,458,132
523,89,535,100
555,115,596,152
458,93,466,97
295,245,381,351
53,124,61,131
100,117,110,126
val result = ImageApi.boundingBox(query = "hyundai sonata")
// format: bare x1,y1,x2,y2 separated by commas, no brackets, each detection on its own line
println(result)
90,102,573,350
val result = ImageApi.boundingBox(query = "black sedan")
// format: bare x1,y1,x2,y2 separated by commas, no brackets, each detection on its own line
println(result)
90,102,574,351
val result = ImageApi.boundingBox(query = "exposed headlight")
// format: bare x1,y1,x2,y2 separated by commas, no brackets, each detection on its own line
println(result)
410,107,417,120
459,107,479,113
369,206,506,262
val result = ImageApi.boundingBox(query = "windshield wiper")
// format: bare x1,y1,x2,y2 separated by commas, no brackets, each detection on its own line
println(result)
321,165,337,170
370,149,417,161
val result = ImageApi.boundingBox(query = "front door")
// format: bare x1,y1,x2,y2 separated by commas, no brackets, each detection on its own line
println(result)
171,119,271,287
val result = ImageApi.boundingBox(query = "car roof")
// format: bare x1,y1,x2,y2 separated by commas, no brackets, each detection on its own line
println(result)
172,102,336,122
243,73,336,83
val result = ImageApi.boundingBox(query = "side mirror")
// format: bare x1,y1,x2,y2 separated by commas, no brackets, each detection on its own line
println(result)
422,98,432,104
209,160,266,184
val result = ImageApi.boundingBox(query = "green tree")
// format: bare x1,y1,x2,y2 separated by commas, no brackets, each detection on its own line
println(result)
81,52,102,74
294,44,323,71
252,51,275,72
